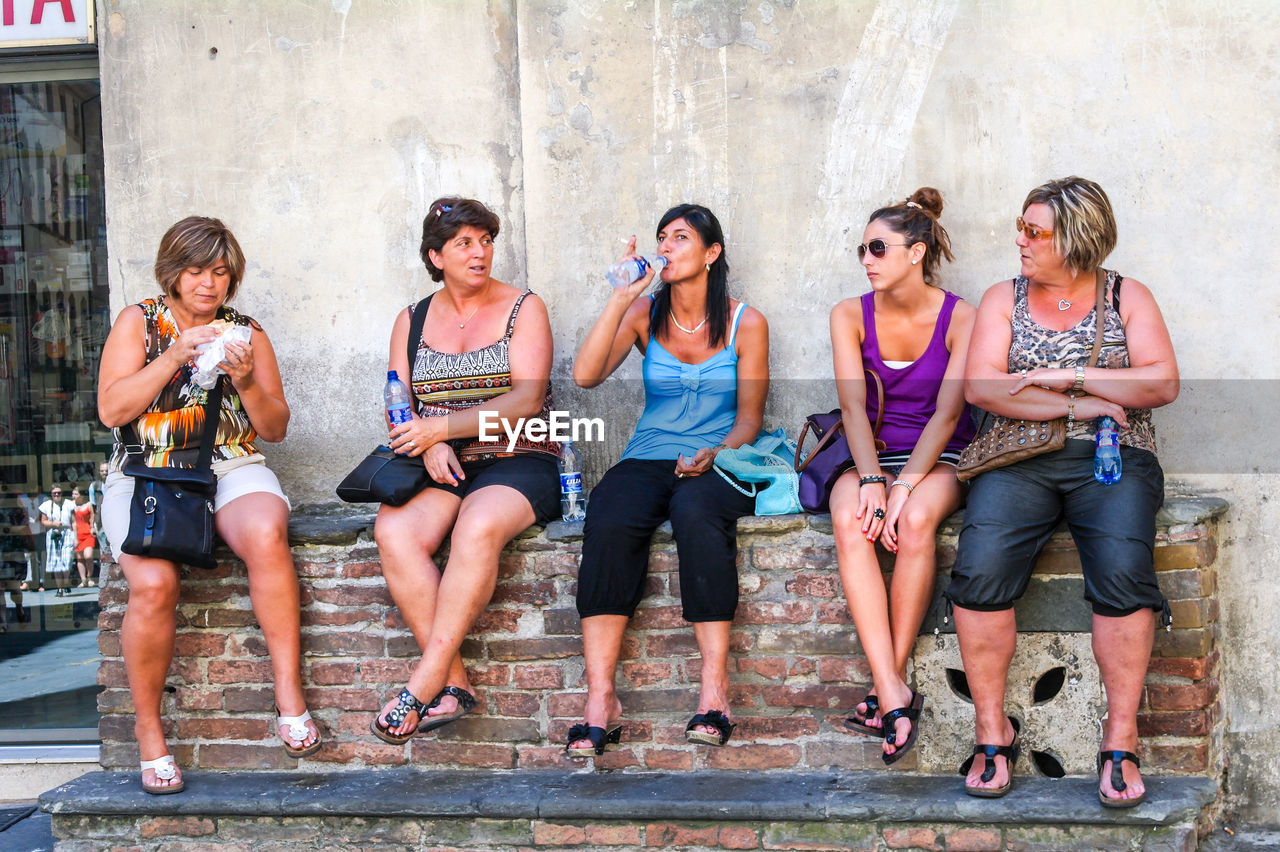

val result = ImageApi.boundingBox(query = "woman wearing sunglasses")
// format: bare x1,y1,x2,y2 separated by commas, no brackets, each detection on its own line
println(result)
947,177,1178,803
828,188,975,764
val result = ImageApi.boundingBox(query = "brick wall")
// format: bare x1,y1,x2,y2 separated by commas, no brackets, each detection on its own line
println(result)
94,498,1225,779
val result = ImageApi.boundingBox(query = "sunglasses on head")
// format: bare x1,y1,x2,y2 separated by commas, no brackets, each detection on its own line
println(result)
1015,217,1054,241
856,238,910,260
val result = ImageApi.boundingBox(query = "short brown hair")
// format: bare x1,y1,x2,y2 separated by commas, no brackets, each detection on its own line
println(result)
154,216,247,301
1022,177,1117,275
419,198,501,282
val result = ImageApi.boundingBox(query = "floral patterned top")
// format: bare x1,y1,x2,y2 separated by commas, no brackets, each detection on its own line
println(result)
1007,271,1157,454
109,297,261,470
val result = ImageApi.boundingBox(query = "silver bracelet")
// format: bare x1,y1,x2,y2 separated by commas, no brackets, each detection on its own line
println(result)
890,480,914,495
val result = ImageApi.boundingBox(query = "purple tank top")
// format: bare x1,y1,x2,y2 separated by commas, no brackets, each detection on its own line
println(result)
861,290,975,456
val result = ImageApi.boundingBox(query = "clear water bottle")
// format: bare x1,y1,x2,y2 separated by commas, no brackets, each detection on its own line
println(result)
384,370,413,427
559,440,586,521
1093,416,1122,485
605,255,667,288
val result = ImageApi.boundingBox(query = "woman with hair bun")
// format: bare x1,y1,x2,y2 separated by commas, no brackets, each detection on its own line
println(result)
829,187,975,764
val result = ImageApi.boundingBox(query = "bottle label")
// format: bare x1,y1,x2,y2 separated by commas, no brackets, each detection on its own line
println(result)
559,472,583,494
388,405,413,425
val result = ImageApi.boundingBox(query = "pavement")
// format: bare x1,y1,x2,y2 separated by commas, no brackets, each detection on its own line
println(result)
0,804,52,852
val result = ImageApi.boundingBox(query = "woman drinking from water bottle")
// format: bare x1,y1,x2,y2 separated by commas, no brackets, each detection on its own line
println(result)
563,203,769,757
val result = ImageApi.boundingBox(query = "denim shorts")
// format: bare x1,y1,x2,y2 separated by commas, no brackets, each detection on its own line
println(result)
947,440,1166,617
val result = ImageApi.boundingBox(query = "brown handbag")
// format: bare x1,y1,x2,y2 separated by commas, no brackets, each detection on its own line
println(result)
955,270,1109,483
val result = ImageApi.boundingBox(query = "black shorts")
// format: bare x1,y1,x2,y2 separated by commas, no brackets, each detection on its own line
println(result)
423,454,560,524
947,440,1165,617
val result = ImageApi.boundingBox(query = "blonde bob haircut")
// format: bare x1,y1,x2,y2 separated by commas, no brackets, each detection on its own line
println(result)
1022,176,1117,275
154,216,247,302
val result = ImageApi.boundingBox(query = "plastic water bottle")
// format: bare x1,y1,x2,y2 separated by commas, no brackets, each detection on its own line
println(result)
1093,416,1122,485
559,440,586,521
384,370,413,427
606,255,667,288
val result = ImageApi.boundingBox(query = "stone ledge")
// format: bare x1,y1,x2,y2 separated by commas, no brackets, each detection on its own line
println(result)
285,494,1229,548
41,769,1216,827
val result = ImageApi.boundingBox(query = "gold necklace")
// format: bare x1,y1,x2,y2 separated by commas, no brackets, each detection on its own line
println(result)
669,310,707,334
456,302,481,328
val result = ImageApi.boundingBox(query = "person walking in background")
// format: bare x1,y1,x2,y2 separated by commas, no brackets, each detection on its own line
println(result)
71,486,97,588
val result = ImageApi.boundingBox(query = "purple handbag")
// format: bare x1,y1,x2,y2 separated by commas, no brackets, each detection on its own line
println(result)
795,369,886,513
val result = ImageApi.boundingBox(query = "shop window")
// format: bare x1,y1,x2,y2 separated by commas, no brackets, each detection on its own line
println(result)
0,74,106,745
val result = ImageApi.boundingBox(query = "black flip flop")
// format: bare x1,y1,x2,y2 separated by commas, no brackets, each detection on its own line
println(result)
370,687,427,745
564,722,622,758
416,686,478,734
881,691,925,765
685,710,736,746
1097,750,1146,808
960,719,1021,797
843,693,881,736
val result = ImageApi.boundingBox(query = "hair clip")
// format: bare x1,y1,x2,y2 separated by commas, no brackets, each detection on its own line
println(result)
434,204,453,219
905,201,922,209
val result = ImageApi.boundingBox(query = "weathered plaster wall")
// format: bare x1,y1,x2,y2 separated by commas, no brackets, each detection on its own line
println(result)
98,0,1279,825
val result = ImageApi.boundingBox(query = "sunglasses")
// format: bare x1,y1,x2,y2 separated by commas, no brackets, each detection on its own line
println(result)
1015,217,1054,241
856,239,910,260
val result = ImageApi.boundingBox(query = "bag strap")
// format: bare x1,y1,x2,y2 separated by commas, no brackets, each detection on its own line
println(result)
1086,269,1107,368
407,294,433,368
794,368,884,473
121,375,226,471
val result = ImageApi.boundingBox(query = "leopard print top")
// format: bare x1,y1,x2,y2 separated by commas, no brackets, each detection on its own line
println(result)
1008,271,1156,454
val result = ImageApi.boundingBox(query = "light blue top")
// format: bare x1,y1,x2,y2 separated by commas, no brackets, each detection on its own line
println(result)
622,301,747,461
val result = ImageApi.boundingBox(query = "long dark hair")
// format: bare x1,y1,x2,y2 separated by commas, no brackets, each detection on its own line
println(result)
649,204,731,347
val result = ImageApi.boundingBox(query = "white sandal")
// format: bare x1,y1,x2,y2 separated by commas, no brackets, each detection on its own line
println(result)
140,755,185,795
276,707,322,758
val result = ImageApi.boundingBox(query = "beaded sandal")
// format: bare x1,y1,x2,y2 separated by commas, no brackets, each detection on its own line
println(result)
370,687,427,745
416,686,478,734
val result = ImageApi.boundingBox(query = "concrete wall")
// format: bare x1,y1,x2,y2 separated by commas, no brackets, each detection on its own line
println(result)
97,0,1279,825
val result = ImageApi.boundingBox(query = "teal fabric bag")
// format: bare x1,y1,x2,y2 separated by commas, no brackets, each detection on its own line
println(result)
712,428,801,516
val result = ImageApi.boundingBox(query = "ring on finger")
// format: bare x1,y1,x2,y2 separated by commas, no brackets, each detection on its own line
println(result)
873,508,886,520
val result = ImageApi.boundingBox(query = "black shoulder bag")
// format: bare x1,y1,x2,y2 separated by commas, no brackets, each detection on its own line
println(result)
119,377,224,569
335,297,434,505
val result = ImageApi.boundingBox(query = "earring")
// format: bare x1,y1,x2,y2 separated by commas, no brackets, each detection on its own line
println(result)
911,259,918,265
705,263,711,271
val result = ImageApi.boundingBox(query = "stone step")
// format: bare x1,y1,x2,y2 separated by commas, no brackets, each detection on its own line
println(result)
42,769,1218,850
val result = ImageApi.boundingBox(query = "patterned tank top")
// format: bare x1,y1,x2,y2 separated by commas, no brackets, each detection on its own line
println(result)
1008,271,1156,454
109,297,261,470
410,290,558,462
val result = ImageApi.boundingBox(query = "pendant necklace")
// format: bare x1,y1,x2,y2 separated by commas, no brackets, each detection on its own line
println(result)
1057,298,1072,311
669,310,708,334
457,303,481,328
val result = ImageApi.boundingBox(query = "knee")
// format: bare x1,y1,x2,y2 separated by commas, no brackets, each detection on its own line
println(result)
449,513,510,558
831,503,866,549
375,509,429,553
894,506,939,551
126,570,179,614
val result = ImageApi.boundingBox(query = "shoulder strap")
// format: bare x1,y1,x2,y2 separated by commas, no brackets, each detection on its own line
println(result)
727,302,747,348
1087,269,1107,367
406,294,433,367
120,376,225,471
504,290,532,339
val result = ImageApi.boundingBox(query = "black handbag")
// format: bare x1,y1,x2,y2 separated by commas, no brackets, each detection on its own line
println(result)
336,296,433,505
119,378,224,570
335,446,432,506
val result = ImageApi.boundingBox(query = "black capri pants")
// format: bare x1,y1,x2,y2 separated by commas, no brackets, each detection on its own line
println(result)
576,458,755,622
947,440,1166,618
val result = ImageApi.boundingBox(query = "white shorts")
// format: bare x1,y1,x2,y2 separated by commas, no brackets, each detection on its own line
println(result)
101,454,290,552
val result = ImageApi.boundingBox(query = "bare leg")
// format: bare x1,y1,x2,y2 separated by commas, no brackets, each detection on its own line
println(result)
118,553,183,791
954,605,1018,791
1094,609,1154,802
376,485,535,736
831,472,913,752
690,620,734,735
374,488,470,719
216,493,316,751
75,550,91,586
566,614,628,750
885,465,962,679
